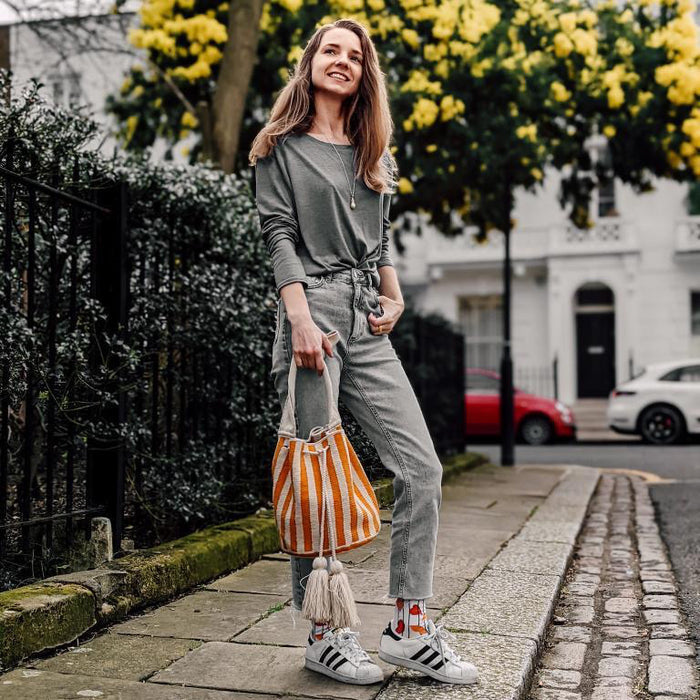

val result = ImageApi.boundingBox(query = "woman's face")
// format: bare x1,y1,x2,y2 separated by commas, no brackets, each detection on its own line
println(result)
310,27,363,99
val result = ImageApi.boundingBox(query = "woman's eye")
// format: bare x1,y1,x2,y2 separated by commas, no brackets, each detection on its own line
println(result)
324,48,361,63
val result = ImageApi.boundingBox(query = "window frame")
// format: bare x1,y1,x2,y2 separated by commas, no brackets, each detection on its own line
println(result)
691,291,700,337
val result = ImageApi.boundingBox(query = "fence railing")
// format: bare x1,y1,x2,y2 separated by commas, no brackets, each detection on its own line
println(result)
0,137,281,588
392,312,466,457
123,202,279,544
0,137,123,588
514,362,558,399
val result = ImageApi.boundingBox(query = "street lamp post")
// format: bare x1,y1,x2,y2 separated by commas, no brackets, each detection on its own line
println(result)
499,194,515,467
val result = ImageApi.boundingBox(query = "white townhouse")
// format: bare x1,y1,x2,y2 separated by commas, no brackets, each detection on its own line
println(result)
0,5,153,157
394,161,700,405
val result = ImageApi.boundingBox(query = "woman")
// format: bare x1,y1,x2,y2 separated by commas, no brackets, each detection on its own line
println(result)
249,18,478,687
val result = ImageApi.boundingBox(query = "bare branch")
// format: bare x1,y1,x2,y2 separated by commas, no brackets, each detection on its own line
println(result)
11,9,198,117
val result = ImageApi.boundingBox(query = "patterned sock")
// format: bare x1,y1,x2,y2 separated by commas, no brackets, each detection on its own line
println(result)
310,620,334,642
391,597,428,638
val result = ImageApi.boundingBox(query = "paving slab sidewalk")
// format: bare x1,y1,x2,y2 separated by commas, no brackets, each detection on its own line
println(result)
0,463,599,700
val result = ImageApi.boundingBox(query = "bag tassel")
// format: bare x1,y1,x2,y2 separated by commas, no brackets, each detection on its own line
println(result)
301,556,331,623
329,558,360,628
322,446,360,628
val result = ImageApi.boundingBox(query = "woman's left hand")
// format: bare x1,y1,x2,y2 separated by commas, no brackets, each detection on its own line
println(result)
368,296,404,335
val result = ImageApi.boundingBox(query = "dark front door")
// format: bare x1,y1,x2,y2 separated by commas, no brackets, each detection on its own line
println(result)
576,312,616,398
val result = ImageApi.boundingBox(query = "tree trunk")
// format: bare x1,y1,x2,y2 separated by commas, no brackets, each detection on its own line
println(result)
197,100,214,163
213,0,265,173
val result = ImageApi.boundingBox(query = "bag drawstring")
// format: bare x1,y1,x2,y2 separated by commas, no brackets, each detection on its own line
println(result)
301,444,360,628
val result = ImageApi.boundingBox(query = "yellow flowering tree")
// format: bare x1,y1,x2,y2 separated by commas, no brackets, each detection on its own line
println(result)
112,0,700,224
364,0,563,238
546,0,700,227
109,0,299,170
108,0,230,160
303,0,698,464
307,0,700,237
108,0,331,169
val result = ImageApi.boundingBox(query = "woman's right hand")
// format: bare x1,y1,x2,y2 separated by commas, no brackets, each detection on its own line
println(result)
279,281,333,376
290,319,334,376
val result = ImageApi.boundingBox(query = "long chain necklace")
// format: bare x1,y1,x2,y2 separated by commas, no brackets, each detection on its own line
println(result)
321,128,357,210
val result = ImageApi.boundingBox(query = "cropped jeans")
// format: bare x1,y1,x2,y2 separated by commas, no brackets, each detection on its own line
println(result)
270,267,443,612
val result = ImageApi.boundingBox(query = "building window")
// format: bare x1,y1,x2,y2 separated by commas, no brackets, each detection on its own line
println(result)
597,147,617,217
692,291,700,336
459,295,502,372
50,70,81,107
687,182,700,216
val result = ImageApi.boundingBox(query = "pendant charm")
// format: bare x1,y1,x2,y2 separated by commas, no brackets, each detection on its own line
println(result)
350,197,356,210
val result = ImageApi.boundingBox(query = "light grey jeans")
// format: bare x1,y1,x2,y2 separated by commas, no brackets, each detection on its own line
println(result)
270,267,443,612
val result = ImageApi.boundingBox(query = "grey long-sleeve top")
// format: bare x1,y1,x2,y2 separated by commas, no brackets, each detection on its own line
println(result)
254,132,394,293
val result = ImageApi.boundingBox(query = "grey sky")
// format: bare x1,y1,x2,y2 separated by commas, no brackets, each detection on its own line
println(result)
0,1,18,24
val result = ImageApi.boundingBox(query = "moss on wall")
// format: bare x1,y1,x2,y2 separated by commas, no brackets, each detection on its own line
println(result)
0,583,95,670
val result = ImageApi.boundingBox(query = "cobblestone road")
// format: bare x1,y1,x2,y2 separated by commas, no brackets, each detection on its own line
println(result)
528,474,699,700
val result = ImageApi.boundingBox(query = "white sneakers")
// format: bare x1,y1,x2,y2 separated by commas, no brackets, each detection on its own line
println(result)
304,628,384,685
304,620,479,686
378,619,479,685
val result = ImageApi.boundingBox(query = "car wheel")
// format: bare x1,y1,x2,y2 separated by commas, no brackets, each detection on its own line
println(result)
520,415,554,446
639,405,685,445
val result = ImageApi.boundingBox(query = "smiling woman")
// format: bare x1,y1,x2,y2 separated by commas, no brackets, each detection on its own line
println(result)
247,18,479,688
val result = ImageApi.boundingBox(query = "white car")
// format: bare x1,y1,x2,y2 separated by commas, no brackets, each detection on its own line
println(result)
607,359,700,444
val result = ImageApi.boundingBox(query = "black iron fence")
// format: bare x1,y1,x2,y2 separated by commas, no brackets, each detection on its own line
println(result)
514,360,558,399
391,308,466,457
122,185,279,548
0,136,125,587
0,133,281,589
392,310,466,455
464,355,559,400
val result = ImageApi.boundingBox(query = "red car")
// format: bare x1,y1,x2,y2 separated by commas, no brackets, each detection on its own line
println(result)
465,369,577,445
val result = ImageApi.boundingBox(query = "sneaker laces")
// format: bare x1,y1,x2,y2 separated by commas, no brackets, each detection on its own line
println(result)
424,621,462,667
331,628,372,666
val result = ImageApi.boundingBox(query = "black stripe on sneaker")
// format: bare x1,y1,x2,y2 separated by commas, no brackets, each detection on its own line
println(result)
332,657,349,671
410,645,433,661
319,646,334,664
325,651,342,667
421,650,441,666
431,658,445,670
384,624,402,641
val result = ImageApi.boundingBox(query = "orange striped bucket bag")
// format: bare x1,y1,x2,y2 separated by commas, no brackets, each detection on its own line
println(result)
271,330,381,628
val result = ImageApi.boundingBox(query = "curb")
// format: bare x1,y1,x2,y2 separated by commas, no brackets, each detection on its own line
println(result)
0,450,488,671
0,584,95,672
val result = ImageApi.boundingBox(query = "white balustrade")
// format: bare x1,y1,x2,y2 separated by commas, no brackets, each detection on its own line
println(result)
425,219,637,268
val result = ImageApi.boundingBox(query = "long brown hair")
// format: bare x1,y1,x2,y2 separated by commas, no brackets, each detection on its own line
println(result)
248,18,398,194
